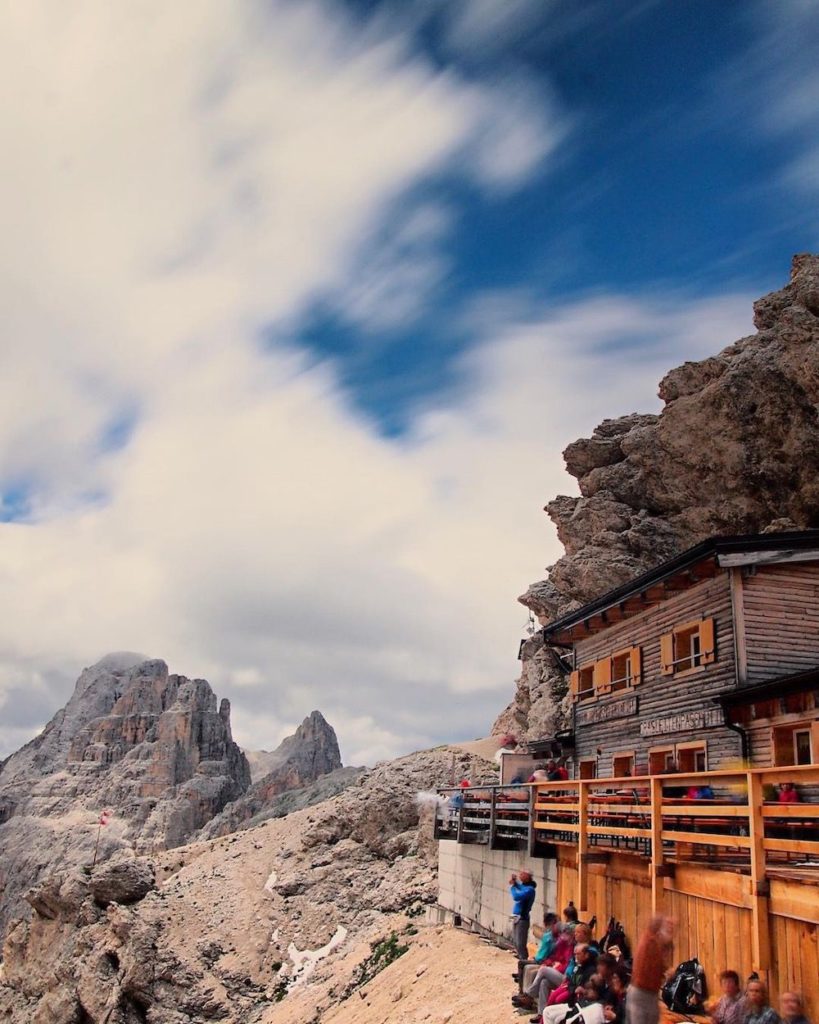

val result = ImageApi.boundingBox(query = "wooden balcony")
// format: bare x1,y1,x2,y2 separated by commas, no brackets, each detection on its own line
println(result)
434,763,819,891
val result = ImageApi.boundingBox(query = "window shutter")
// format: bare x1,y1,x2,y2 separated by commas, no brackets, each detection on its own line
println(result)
630,646,642,686
660,633,674,675
593,657,612,695
700,617,716,664
569,670,580,702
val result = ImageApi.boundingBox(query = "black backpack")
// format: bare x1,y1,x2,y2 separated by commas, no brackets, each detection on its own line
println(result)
661,957,708,1014
600,917,631,964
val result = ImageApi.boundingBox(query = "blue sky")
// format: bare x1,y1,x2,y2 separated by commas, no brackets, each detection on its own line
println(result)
1,0,817,763
290,0,819,433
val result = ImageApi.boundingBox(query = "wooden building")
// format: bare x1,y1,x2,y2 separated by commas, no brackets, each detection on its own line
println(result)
542,532,819,778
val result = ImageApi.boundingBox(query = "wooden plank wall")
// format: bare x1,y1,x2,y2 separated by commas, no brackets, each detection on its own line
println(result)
555,852,818,1020
572,574,741,775
743,563,819,683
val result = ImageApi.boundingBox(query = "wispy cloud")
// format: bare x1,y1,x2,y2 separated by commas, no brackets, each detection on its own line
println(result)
0,1,757,764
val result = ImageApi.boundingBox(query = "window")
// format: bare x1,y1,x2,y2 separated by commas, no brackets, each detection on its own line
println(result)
578,758,597,779
676,742,707,773
794,729,812,765
773,722,816,766
660,619,716,676
611,650,632,692
577,665,595,701
649,746,676,775
612,752,635,777
571,648,642,701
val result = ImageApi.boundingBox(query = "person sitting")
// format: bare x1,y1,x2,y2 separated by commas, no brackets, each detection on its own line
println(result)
542,971,608,1024
744,979,781,1024
512,927,573,1015
710,970,746,1024
517,913,560,992
546,937,597,1008
779,992,811,1024
778,782,799,804
602,965,630,1024
563,902,580,932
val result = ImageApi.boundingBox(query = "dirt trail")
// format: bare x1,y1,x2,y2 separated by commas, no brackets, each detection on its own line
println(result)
320,925,519,1024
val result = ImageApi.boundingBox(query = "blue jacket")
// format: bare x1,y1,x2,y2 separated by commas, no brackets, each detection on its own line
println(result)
510,880,537,920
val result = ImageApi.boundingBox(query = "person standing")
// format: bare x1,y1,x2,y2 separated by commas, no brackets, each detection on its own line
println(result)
510,870,538,961
625,915,674,1024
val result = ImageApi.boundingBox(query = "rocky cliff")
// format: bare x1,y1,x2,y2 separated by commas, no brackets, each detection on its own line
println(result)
0,744,492,1024
496,252,819,738
0,657,345,946
198,711,347,838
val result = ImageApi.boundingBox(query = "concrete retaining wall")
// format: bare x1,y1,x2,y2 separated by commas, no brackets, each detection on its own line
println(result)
437,840,557,943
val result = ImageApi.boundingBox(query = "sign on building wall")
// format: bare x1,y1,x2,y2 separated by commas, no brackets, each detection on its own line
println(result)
639,708,724,737
575,694,638,727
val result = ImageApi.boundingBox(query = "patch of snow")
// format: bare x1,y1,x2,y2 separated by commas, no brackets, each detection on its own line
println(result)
263,869,278,894
287,925,348,987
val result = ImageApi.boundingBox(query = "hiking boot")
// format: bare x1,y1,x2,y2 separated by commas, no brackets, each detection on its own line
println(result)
529,1017,542,1024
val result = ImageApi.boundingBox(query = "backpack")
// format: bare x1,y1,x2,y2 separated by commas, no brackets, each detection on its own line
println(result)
600,917,631,963
661,957,708,1014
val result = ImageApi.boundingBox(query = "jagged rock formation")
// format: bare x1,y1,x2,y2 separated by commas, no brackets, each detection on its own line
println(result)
0,745,492,1024
199,711,348,838
497,253,819,738
0,657,343,947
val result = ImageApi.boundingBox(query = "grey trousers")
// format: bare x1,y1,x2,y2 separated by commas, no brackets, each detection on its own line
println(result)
625,986,660,1024
513,916,530,960
525,965,566,1013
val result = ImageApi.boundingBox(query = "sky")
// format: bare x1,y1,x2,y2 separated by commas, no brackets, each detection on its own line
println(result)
1,0,818,766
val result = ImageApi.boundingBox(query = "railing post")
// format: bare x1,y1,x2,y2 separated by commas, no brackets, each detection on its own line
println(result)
650,776,664,914
527,785,535,857
489,786,497,849
457,795,465,844
577,781,589,917
747,771,771,980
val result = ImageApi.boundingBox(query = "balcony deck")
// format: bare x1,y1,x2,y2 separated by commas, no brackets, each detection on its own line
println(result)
435,763,819,893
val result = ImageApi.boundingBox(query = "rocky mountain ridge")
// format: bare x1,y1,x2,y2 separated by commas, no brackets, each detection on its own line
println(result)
0,656,345,944
0,744,492,1023
496,252,819,739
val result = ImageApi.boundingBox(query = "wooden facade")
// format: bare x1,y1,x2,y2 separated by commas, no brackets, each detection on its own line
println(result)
542,534,819,775
569,572,741,776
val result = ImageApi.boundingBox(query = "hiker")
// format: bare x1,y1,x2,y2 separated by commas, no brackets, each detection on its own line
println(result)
743,979,781,1024
510,870,537,960
625,915,674,1024
516,927,598,1020
517,912,561,992
513,925,573,1017
779,992,811,1024
710,970,746,1024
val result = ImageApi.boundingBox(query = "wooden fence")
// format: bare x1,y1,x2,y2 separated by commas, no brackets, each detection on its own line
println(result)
434,763,819,981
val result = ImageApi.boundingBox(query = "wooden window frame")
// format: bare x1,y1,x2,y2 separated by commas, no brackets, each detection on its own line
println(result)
772,719,817,767
660,618,716,677
578,757,597,780
648,745,676,775
577,664,595,702
610,649,632,693
612,750,636,778
793,727,812,766
675,740,708,773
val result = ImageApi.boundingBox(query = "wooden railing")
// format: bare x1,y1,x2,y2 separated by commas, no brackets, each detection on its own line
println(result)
434,764,819,981
434,764,819,914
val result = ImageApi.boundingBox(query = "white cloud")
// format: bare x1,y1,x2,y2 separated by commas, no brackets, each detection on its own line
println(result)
0,0,755,766
718,0,819,201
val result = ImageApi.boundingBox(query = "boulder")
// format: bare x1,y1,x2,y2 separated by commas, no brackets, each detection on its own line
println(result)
89,855,156,906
